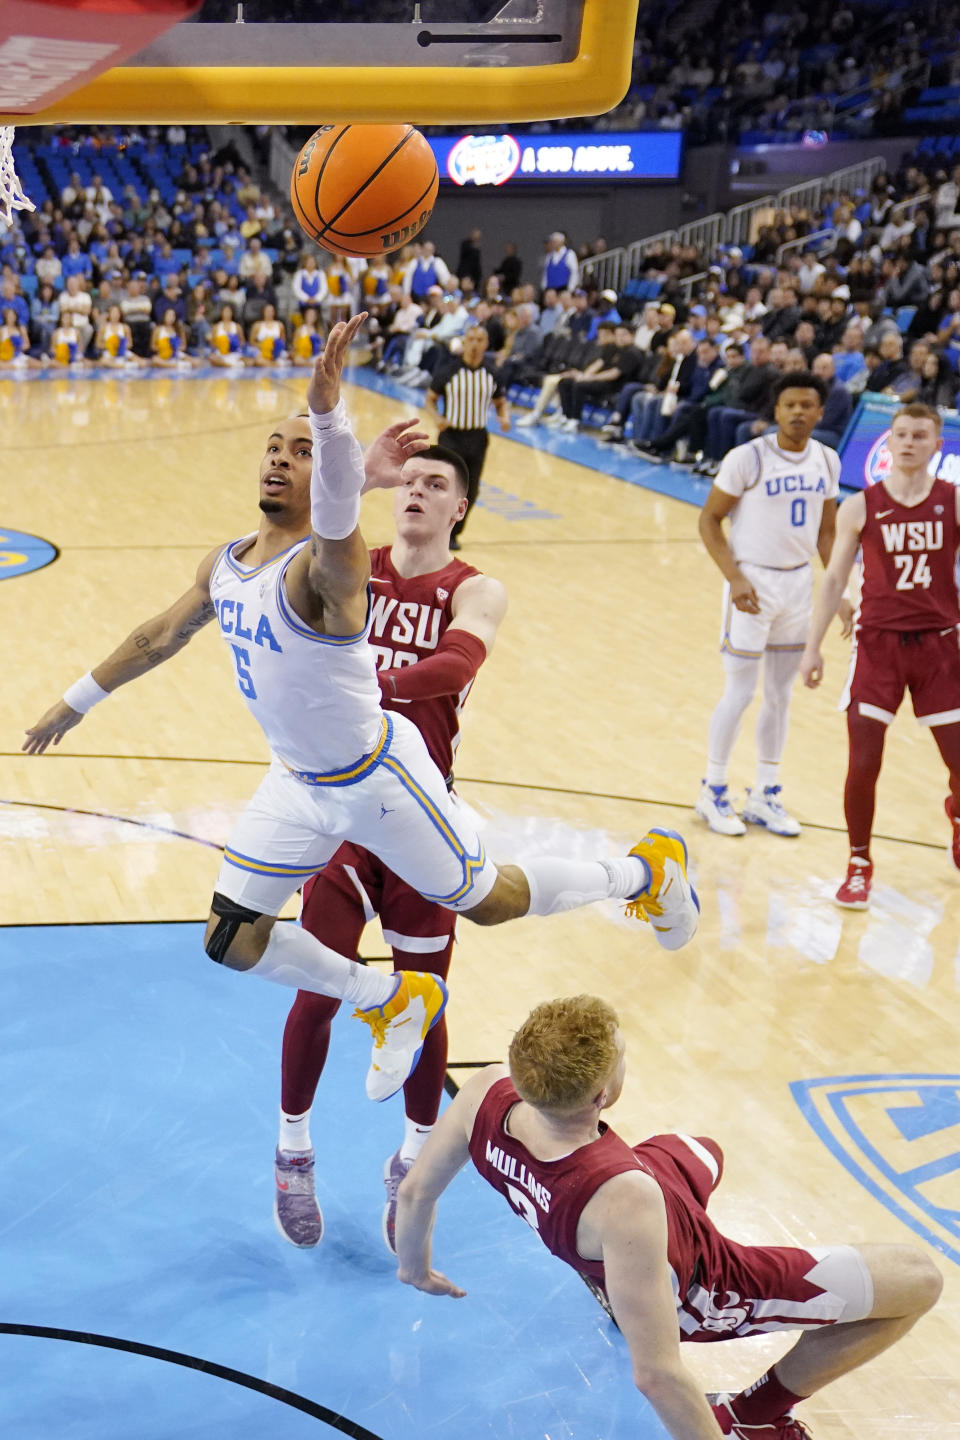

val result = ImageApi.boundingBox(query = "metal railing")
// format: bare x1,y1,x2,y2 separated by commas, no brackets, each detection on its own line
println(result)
677,212,725,256
581,230,679,290
889,190,931,225
626,229,678,263
677,270,709,303
775,227,837,266
725,195,776,247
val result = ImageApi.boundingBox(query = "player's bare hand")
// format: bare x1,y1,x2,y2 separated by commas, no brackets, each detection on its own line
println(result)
800,649,824,688
837,597,854,639
306,312,367,414
363,418,431,491
498,414,511,433
730,574,760,613
22,700,83,755
398,1267,466,1299
436,416,450,433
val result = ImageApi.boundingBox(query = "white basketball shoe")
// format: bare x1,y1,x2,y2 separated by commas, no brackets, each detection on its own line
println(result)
741,785,801,837
695,781,746,836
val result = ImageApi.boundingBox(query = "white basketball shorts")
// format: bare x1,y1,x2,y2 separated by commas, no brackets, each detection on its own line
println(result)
214,711,499,916
720,562,812,661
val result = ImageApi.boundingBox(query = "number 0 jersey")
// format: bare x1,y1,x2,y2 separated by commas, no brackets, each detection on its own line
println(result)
210,534,383,773
859,478,960,631
715,435,840,568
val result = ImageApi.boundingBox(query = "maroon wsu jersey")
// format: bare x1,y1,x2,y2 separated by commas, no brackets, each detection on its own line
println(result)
860,479,960,631
469,1078,730,1315
367,546,481,777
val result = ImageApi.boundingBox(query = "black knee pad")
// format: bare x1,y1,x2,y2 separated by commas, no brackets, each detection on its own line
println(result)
205,891,265,963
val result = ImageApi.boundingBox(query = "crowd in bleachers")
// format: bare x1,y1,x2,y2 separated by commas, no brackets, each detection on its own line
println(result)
7,124,960,481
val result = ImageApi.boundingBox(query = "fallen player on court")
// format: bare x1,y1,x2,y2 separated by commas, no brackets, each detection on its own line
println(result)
394,994,942,1440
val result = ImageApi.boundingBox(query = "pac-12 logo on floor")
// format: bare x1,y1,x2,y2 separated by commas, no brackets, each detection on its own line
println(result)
791,1073,960,1267
0,527,58,580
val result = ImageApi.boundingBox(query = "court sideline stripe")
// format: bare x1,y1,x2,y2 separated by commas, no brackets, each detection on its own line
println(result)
0,1323,384,1438
0,786,944,855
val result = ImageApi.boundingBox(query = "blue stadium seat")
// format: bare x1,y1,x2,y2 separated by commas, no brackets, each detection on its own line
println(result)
896,306,917,333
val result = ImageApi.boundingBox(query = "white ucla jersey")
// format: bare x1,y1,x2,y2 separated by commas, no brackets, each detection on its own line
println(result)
210,534,383,773
715,435,840,568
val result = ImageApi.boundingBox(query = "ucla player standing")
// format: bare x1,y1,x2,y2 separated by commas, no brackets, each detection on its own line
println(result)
696,372,842,837
25,317,699,1107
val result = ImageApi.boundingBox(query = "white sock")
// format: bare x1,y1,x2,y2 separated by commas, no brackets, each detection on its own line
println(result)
519,855,648,917
279,1108,312,1153
754,649,801,792
755,762,780,791
706,655,760,787
400,1117,433,1163
250,923,396,1010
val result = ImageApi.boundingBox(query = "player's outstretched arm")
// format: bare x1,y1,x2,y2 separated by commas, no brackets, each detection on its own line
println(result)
600,1176,726,1438
377,574,508,705
395,1066,504,1298
801,491,866,689
23,547,220,755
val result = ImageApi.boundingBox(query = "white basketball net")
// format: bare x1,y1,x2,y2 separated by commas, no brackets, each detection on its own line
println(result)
1,126,36,224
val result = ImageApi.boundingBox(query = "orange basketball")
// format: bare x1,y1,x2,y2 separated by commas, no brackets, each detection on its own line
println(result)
290,123,439,259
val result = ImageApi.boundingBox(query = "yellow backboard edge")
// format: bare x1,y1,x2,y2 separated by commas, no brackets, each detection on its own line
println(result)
0,1,639,126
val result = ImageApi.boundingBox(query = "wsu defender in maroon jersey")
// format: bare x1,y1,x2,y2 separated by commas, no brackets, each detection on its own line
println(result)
394,995,941,1440
802,403,960,908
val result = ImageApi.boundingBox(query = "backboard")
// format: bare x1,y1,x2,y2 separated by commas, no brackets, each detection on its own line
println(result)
0,1,639,126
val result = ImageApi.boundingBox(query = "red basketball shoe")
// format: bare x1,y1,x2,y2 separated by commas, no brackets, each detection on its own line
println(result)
945,796,960,871
709,1396,813,1437
834,857,873,909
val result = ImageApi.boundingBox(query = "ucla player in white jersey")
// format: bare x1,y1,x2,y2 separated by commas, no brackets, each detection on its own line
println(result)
696,372,842,837
25,316,699,1104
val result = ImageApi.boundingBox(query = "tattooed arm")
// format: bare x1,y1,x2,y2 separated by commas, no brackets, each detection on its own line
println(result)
23,546,220,754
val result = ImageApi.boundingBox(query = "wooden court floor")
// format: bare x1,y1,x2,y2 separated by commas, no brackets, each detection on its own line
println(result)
2,371,958,1437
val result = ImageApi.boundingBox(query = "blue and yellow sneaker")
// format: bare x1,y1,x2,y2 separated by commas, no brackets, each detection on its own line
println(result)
354,971,448,1102
625,829,700,951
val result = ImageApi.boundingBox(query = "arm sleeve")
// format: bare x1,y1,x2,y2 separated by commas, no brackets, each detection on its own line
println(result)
714,442,758,498
378,628,487,703
309,398,366,540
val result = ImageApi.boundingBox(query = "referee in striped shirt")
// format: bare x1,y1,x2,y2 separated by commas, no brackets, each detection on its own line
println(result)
425,324,511,549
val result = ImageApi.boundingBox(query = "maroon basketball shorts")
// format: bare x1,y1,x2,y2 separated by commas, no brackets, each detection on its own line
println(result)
301,840,456,975
633,1134,874,1342
841,624,960,727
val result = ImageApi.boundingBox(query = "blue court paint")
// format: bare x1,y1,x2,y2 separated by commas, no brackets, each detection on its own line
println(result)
0,923,667,1439
791,1075,960,1267
0,527,57,580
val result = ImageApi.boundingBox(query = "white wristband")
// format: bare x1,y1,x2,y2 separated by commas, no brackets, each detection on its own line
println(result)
63,671,110,714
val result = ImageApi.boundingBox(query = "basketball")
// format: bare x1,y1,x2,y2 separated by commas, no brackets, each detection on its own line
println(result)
290,123,439,259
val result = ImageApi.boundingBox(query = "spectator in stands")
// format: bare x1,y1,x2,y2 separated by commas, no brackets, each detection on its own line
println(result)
392,287,447,384
809,352,853,446
0,277,28,330
528,319,618,429
632,303,662,353
62,237,93,282
120,274,153,356
555,321,646,434
881,254,930,309
815,289,853,352
404,241,452,302
865,331,909,392
496,304,545,387
541,231,579,295
30,282,60,356
536,287,564,336
152,272,186,327
60,171,85,213
634,337,725,461
35,245,61,287
832,321,868,383
698,333,781,475
400,291,469,388
472,298,504,354
627,329,698,448
588,289,623,338
761,285,802,341
379,288,423,372
495,242,522,294
241,270,278,331
57,274,93,354
916,350,959,408
457,230,482,291
889,340,932,399
239,235,274,284
796,249,826,294
186,282,213,351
